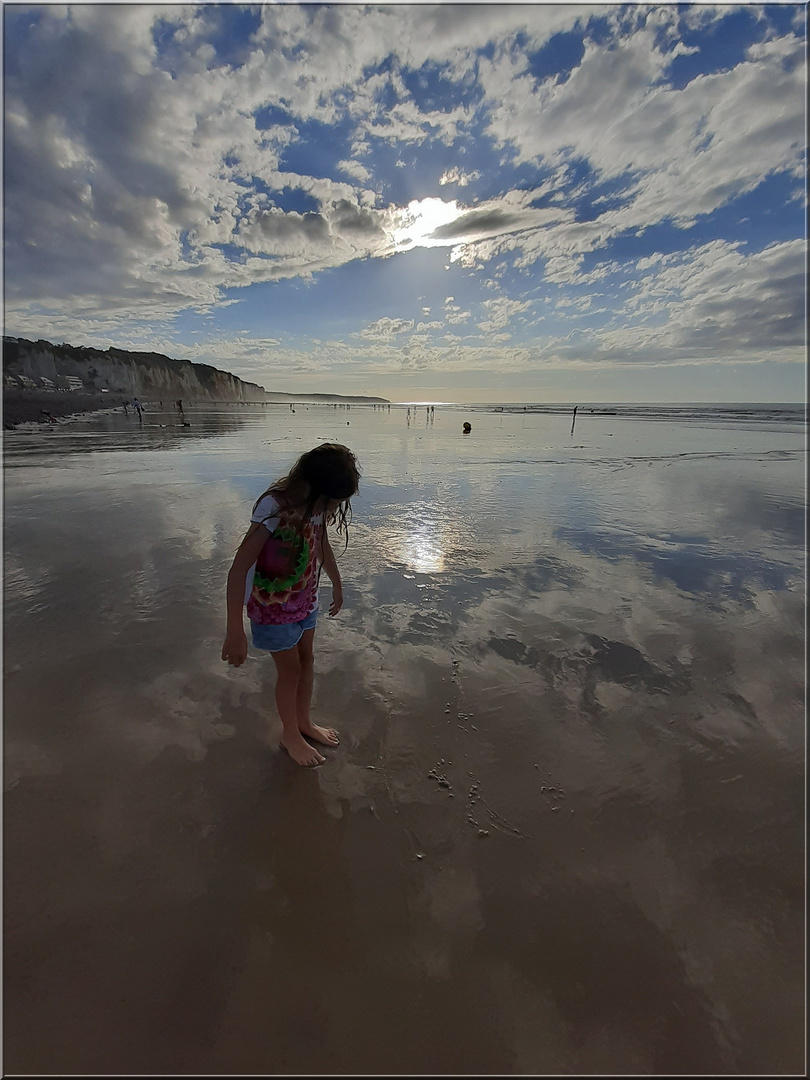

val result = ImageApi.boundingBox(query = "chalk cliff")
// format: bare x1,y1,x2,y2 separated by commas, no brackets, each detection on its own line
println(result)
3,337,268,401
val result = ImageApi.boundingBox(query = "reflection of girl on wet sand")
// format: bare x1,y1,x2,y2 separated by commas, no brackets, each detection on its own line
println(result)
222,444,361,767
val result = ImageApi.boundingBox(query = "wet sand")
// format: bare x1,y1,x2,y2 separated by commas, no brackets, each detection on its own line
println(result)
3,402,805,1074
2,387,131,427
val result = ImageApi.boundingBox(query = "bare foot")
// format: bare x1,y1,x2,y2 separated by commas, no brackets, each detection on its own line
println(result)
279,735,326,767
299,722,340,747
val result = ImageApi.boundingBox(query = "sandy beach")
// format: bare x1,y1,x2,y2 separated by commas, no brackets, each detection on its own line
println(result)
3,401,805,1074
2,387,134,428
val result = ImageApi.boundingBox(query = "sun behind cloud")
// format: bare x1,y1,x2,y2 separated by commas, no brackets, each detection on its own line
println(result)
393,197,462,250
2,2,805,401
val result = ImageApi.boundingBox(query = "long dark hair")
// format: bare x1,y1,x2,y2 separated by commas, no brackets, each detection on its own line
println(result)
253,443,361,554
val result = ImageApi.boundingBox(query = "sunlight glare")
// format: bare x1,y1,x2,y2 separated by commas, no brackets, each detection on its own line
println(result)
399,520,446,573
393,197,461,250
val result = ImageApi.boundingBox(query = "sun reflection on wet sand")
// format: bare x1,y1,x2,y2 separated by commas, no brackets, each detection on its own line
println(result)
2,402,805,1075
397,518,447,573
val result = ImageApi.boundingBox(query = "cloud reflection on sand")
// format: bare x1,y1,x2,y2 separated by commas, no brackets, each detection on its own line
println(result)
3,403,805,1074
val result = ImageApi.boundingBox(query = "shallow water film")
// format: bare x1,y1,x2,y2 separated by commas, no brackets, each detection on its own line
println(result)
4,402,805,1074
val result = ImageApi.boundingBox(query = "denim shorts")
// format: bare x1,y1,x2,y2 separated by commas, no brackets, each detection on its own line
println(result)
250,608,318,653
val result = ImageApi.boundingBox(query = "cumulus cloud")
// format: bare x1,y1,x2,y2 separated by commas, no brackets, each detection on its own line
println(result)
358,317,415,341
628,238,805,358
2,3,609,323
236,197,393,270
537,239,806,367
442,297,472,325
337,159,373,184
478,21,805,237
439,166,481,187
478,296,533,333
2,1,804,386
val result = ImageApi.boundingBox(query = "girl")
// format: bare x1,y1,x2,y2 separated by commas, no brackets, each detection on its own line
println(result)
222,443,361,767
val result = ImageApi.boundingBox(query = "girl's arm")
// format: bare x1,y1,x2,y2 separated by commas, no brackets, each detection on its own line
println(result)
320,526,344,617
222,523,270,666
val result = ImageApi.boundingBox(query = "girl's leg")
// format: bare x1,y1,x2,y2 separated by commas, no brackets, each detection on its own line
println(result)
296,628,339,747
272,645,325,767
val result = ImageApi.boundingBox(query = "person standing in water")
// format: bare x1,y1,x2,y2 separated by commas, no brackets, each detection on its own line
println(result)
222,443,361,767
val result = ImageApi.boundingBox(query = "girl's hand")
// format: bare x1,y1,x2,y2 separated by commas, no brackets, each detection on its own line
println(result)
222,629,248,666
329,586,344,617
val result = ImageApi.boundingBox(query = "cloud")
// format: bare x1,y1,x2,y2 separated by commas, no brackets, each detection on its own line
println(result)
478,19,805,238
431,208,526,241
440,297,472,325
539,239,806,366
2,2,602,323
337,158,373,184
478,296,533,333
236,197,394,269
238,207,330,253
348,72,475,147
439,166,481,187
358,317,415,342
2,0,803,390
631,238,805,357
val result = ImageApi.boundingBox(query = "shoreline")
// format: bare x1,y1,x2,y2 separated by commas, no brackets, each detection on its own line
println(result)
2,391,392,431
3,388,132,430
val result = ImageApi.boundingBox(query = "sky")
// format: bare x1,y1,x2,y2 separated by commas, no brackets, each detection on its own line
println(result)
3,1,807,403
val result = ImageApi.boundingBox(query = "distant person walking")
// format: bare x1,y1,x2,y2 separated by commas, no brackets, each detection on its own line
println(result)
222,443,361,767
133,397,143,421
175,399,184,419
570,406,578,435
